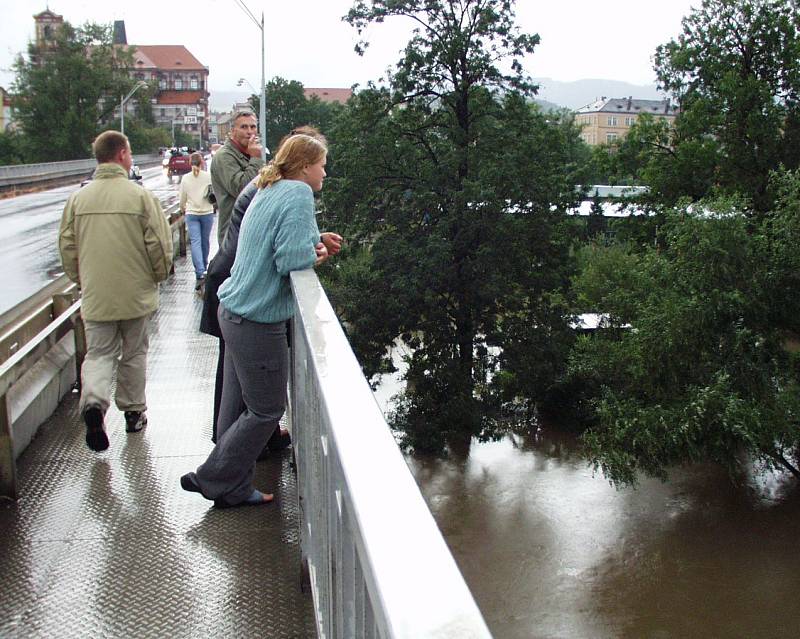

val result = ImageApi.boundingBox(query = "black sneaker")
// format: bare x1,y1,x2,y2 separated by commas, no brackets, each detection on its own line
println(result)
84,406,109,451
124,411,147,433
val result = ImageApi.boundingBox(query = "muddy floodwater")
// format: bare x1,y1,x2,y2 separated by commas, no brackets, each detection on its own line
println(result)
405,428,800,638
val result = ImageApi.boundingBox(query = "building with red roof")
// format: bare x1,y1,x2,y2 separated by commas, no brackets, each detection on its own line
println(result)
32,11,210,147
303,88,353,104
122,38,210,147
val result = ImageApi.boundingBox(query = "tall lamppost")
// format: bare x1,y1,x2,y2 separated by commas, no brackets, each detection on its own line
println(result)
120,81,148,137
233,1,266,160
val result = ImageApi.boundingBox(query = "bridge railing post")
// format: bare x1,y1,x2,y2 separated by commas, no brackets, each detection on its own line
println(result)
53,292,85,391
0,391,18,500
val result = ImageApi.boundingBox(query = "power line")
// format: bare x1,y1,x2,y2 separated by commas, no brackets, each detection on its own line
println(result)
232,0,261,29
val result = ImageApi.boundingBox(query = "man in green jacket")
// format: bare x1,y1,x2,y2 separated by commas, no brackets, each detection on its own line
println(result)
210,110,265,244
59,131,173,451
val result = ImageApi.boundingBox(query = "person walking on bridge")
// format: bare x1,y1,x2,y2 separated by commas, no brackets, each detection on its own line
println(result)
179,151,214,294
59,130,173,452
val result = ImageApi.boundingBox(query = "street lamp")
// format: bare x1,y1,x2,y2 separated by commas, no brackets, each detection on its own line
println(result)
232,1,267,161
236,78,269,152
120,80,148,137
237,77,257,94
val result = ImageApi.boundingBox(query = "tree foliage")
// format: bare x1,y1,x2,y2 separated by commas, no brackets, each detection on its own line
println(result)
0,130,26,165
101,117,172,153
248,77,343,154
569,170,800,485
644,0,800,211
11,21,133,161
322,0,585,452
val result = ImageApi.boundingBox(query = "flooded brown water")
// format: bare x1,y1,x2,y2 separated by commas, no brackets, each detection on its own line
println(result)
405,427,800,639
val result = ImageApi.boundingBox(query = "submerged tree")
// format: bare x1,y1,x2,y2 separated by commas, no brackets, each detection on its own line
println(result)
323,0,585,451
569,169,800,485
11,21,132,161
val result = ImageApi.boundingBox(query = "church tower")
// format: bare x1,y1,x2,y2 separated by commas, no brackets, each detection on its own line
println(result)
33,7,64,51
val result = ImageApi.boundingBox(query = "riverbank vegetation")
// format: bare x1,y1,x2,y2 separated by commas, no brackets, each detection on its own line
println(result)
315,0,800,486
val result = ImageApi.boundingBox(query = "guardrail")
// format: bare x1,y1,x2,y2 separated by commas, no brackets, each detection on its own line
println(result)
290,270,492,638
0,155,161,186
0,155,161,196
0,204,185,499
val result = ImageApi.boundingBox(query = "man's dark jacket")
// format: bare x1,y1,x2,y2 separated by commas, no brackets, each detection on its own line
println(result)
199,180,258,337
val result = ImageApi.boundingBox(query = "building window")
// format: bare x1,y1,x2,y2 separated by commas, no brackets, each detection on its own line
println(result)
175,77,183,90
159,78,167,90
190,77,198,90
607,116,617,126
160,108,166,117
624,116,636,126
606,133,618,143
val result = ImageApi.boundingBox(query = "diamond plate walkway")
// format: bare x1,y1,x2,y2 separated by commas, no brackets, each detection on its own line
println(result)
0,254,317,638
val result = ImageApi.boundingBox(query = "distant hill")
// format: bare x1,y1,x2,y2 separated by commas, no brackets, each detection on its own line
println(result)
534,78,666,110
209,79,667,113
534,98,563,113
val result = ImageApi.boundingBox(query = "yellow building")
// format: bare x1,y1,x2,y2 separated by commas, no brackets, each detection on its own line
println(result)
575,97,677,146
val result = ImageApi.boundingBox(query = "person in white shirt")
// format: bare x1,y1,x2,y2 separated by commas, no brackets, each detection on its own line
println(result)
179,152,215,292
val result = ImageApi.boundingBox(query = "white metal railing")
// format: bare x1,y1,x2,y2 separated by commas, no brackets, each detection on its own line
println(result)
290,270,492,639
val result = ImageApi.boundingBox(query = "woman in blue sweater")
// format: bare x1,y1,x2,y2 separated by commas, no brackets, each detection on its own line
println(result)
181,133,329,507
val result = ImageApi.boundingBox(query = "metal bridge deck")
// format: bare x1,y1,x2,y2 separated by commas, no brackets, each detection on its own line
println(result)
0,255,316,638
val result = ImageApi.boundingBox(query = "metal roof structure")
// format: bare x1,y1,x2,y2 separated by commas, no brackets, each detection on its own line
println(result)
576,96,677,116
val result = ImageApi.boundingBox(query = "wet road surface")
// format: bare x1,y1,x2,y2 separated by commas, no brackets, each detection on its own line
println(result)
0,166,180,316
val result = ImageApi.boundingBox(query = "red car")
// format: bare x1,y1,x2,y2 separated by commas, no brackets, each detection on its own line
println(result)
166,150,192,183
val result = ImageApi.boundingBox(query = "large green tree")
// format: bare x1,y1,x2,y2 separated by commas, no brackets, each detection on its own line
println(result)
568,170,800,485
11,21,133,161
248,77,342,154
646,0,800,211
322,0,585,451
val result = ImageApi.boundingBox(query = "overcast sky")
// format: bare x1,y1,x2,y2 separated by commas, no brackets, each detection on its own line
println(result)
0,0,698,92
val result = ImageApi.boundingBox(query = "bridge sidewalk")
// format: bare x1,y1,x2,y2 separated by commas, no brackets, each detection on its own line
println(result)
0,255,316,638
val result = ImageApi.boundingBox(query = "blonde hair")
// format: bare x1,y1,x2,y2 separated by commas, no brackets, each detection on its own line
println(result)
190,151,203,176
257,132,327,188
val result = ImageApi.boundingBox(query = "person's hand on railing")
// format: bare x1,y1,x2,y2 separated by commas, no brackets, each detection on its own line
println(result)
321,232,343,257
314,242,329,267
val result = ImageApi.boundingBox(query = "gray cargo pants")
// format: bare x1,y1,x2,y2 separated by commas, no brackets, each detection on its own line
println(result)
194,305,287,505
